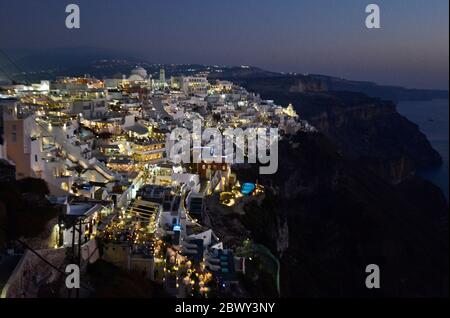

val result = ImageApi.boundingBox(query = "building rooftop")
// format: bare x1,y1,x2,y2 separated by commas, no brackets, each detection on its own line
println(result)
67,201,103,217
125,124,148,135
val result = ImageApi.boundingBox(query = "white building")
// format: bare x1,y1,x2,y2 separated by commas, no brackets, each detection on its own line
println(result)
181,76,209,96
128,67,151,85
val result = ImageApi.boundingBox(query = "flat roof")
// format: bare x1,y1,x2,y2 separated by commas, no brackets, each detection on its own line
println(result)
125,124,148,135
67,202,103,217
98,144,120,149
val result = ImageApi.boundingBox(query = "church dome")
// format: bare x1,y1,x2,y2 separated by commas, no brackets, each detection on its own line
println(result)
130,67,148,79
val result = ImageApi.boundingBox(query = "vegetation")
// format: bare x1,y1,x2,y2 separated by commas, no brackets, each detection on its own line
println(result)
240,192,278,254
0,178,58,249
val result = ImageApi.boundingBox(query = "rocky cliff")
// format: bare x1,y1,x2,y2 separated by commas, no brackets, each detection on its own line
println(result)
207,68,449,297
310,74,449,102
233,132,448,297
239,76,442,183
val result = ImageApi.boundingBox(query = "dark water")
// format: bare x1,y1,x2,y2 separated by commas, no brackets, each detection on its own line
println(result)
397,99,449,201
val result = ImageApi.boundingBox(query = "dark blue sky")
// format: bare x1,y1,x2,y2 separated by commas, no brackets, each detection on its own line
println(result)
0,0,448,89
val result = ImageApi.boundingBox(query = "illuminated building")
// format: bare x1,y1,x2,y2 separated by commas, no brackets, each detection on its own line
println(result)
131,139,166,163
72,99,107,119
0,99,42,179
182,76,209,96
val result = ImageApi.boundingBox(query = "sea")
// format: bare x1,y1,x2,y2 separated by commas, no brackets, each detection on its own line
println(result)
396,99,449,201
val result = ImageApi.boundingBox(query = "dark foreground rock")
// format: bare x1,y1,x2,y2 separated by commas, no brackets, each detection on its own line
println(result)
229,133,448,297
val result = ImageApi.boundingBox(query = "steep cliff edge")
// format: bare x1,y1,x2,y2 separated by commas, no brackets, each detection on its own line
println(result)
310,74,449,102
239,76,442,183
207,68,449,297
233,132,448,297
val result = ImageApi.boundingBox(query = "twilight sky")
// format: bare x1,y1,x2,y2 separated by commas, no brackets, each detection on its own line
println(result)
0,0,448,89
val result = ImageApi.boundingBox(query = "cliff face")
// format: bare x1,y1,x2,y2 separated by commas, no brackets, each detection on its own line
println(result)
310,74,449,102
205,70,448,297
288,77,328,93
301,95,441,183
234,133,449,297
240,77,442,183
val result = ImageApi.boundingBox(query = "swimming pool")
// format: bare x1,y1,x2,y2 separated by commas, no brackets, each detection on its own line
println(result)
241,183,256,196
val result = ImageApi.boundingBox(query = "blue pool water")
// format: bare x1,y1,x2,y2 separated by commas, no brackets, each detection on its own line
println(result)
241,183,256,196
